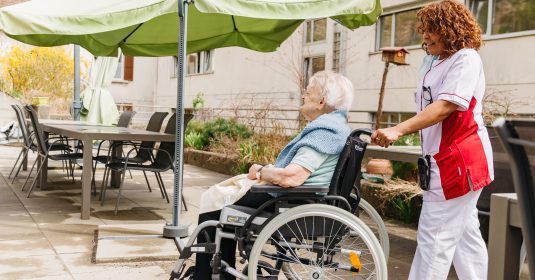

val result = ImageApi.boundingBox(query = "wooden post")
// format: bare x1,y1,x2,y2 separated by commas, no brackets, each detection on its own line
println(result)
375,61,390,129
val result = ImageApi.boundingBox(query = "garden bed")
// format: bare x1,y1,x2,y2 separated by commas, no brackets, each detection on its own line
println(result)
360,179,422,224
184,148,239,176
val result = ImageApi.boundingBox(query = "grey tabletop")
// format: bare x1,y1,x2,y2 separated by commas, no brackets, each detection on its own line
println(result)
36,122,175,220
40,123,175,142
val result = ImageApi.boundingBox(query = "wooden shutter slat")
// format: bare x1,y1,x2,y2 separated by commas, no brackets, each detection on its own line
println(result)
124,56,134,81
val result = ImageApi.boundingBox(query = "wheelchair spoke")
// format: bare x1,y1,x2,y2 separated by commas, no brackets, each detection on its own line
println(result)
248,204,386,280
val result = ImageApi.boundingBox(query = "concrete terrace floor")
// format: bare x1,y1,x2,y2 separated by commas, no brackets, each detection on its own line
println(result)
0,143,449,280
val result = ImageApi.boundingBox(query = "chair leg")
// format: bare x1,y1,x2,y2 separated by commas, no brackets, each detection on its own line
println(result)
182,193,188,212
91,160,98,196
100,166,110,204
27,156,45,198
142,170,152,192
128,169,133,179
100,167,111,206
21,155,39,191
12,148,29,183
153,172,166,199
156,172,171,204
114,170,127,215
8,148,24,179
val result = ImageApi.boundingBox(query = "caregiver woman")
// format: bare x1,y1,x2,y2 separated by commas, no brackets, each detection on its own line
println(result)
371,1,493,279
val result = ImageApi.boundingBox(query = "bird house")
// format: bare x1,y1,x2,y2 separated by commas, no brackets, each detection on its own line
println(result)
380,47,409,65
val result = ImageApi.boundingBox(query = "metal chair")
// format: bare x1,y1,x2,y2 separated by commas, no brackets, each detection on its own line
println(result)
8,105,34,181
97,111,168,197
23,105,84,197
493,117,535,277
9,104,72,184
100,113,189,214
91,110,137,194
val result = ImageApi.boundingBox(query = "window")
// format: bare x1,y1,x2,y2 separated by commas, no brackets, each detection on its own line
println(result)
303,56,325,87
305,19,327,43
186,50,213,75
114,54,134,81
377,9,421,50
469,0,535,35
171,56,178,78
116,103,133,113
332,27,342,72
371,112,416,128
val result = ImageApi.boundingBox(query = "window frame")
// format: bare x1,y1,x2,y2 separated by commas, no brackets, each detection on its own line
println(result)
375,7,422,51
113,54,134,82
467,0,535,39
113,54,125,81
304,19,327,44
185,50,214,76
303,55,326,87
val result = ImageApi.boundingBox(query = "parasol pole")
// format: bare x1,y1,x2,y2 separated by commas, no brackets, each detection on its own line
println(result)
164,0,190,246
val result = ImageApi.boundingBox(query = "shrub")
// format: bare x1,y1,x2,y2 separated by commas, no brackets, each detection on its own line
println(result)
391,197,419,224
185,118,252,151
185,132,207,150
0,46,88,115
391,133,420,181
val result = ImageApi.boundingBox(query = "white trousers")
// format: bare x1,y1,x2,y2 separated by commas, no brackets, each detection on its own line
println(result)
409,189,488,280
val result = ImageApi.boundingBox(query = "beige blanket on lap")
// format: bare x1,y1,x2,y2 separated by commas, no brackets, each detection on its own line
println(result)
199,174,266,214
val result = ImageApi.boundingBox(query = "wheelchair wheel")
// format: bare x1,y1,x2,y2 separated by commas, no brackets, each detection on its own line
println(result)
248,204,387,280
356,199,390,260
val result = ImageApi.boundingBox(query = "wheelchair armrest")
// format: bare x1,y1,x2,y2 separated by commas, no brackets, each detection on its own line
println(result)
250,184,329,194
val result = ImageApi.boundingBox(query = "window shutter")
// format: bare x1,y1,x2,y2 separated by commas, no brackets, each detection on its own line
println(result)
124,56,134,81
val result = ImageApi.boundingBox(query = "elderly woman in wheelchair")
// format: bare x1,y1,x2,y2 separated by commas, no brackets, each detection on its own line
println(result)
171,71,387,280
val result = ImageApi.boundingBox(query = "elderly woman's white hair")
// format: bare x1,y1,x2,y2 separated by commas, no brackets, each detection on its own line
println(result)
309,71,354,111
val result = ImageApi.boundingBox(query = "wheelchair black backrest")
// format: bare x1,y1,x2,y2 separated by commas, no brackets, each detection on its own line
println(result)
328,128,371,210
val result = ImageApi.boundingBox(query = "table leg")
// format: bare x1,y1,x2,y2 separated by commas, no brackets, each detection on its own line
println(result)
488,194,522,280
81,139,92,220
110,143,123,188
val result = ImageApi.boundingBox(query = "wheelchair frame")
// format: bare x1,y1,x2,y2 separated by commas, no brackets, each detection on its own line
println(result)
170,128,388,280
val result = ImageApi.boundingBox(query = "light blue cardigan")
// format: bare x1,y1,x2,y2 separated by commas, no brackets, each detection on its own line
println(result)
274,110,351,168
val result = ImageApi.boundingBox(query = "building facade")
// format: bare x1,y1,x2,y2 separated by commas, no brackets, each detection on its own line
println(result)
109,0,535,130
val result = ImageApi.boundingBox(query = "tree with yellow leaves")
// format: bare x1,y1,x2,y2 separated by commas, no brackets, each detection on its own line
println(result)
0,45,87,115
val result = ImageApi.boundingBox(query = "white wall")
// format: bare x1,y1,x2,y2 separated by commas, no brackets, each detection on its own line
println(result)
148,0,535,128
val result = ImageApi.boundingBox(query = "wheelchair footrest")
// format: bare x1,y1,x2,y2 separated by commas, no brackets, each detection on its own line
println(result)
180,243,216,259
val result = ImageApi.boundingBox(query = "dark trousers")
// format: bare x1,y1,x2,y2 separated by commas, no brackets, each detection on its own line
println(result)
193,191,273,280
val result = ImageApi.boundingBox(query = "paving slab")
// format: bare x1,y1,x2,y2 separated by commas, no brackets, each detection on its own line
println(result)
95,223,180,263
0,255,70,279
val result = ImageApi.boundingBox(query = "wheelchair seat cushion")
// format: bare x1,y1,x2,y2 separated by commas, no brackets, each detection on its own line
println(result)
220,205,272,227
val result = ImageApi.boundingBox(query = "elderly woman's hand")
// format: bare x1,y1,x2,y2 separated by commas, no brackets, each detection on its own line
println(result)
372,127,403,148
247,164,263,180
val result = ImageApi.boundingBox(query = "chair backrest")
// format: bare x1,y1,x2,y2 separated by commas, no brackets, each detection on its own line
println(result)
145,112,169,132
24,105,48,155
328,128,371,211
154,113,176,168
137,111,169,160
493,117,535,275
11,105,32,147
116,110,136,128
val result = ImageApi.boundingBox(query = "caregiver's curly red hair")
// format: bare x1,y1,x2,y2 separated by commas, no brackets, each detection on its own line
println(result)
417,0,483,56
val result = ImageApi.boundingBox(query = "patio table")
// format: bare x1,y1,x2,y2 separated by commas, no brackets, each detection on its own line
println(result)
38,121,175,219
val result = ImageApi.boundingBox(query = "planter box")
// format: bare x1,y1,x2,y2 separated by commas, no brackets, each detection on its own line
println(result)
184,148,239,175
360,180,422,224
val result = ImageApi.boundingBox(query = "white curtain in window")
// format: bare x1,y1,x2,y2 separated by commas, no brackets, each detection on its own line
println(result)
80,56,120,125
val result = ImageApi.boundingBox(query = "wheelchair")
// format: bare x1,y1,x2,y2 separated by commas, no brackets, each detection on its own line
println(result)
170,129,388,280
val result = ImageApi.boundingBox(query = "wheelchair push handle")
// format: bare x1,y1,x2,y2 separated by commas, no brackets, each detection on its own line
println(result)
351,128,372,138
